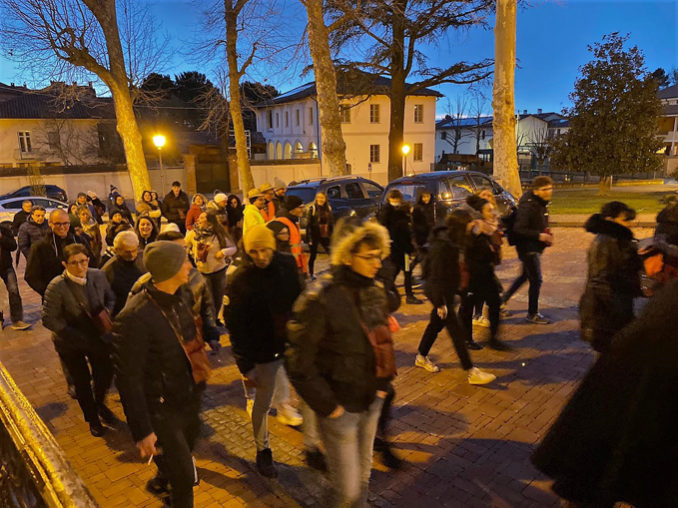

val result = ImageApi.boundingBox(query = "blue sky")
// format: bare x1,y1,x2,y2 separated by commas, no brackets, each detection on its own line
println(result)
0,0,675,116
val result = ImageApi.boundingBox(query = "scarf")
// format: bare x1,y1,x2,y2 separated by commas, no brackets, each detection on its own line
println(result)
65,269,87,286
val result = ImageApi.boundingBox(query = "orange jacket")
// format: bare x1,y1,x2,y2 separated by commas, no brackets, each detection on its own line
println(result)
275,216,308,274
261,201,276,222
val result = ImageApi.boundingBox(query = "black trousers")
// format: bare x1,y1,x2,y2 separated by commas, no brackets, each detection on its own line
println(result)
503,251,543,316
390,253,415,297
377,383,395,440
57,345,113,424
308,237,331,276
151,401,201,508
459,278,501,342
417,307,473,370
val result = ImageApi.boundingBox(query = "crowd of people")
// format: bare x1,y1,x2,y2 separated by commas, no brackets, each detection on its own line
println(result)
1,173,675,507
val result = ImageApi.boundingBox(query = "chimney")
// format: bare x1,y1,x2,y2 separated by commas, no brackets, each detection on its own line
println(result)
88,81,93,88
523,109,527,115
10,83,14,87
537,108,542,114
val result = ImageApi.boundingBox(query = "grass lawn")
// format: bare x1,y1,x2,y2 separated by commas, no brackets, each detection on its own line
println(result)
549,188,676,215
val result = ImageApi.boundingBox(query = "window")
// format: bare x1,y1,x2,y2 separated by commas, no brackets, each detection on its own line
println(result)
414,104,424,123
469,174,494,192
340,106,351,123
345,182,364,199
295,109,300,126
18,131,31,153
440,175,472,200
285,111,289,127
363,182,383,198
481,130,486,140
326,186,341,199
267,111,273,129
309,107,314,125
413,143,423,161
441,131,447,140
275,113,280,128
369,144,380,163
48,131,60,151
1,199,25,210
370,104,380,123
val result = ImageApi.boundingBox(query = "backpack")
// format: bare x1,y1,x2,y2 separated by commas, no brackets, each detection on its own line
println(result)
501,206,518,246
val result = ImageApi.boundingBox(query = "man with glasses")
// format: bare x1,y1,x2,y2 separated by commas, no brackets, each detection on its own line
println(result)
502,176,555,324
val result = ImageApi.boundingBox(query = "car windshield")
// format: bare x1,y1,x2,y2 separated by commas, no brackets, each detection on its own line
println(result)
286,187,317,204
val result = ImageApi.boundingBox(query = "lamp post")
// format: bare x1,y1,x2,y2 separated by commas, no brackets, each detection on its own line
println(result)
401,144,411,175
152,134,166,193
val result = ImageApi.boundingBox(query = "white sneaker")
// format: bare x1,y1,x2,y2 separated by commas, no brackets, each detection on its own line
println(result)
415,354,440,373
472,316,490,328
246,399,254,418
276,404,303,427
467,367,496,385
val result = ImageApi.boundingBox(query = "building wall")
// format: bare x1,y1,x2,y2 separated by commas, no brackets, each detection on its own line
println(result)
0,118,113,167
434,125,491,162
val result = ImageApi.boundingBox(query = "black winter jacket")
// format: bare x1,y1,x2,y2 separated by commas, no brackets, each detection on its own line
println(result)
226,252,302,375
101,255,146,316
12,209,30,235
306,202,334,244
513,190,550,253
0,224,17,272
466,228,501,294
113,282,198,442
17,218,49,260
286,266,391,417
378,203,414,261
25,232,92,296
412,200,435,247
655,203,678,245
162,190,190,223
423,226,461,308
109,202,134,224
579,214,642,352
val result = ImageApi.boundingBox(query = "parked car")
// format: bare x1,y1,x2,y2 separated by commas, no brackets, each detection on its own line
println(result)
286,176,384,225
0,185,68,203
380,171,517,224
0,196,69,224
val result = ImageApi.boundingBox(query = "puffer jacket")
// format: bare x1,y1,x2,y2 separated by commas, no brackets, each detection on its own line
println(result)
423,226,462,308
162,190,190,223
378,203,414,262
0,224,17,272
579,214,642,352
286,265,391,417
113,281,198,442
17,218,50,260
513,190,550,254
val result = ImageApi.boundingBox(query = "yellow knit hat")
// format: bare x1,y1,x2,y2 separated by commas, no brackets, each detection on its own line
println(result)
243,224,276,253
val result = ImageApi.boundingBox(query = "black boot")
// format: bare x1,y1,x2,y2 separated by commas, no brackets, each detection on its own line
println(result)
374,437,404,470
466,340,483,350
97,403,121,426
89,419,106,437
304,447,327,472
488,338,512,351
146,475,170,495
405,294,423,305
256,448,278,478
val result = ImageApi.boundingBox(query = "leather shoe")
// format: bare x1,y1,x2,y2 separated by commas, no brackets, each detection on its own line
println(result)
89,421,106,437
466,340,483,350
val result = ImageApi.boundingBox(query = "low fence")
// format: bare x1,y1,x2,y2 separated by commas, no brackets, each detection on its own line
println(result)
0,360,98,507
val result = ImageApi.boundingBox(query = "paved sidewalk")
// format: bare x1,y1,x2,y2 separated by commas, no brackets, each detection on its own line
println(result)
0,227,652,507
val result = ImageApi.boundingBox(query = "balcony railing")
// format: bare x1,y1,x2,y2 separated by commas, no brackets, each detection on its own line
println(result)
0,361,98,508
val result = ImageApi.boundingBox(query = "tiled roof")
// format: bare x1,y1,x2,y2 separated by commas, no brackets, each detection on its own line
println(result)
0,91,115,120
658,84,678,100
436,115,493,129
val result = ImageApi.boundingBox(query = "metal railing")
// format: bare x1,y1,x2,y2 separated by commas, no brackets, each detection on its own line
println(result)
0,361,98,508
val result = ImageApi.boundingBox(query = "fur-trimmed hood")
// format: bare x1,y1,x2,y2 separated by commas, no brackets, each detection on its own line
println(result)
330,218,391,266
584,213,633,241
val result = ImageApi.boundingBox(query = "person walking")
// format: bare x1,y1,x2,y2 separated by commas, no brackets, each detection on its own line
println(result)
243,188,267,235
114,241,202,508
226,224,303,478
378,189,422,304
42,244,117,436
415,210,496,384
502,176,554,324
579,202,642,353
286,218,396,506
412,189,435,250
270,195,308,277
17,206,49,263
162,181,190,234
458,196,510,351
11,200,32,235
306,192,334,279
185,193,206,232
135,215,159,251
101,231,146,317
185,210,236,321
0,223,30,330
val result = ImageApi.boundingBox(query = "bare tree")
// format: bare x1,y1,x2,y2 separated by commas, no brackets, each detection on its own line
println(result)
492,0,521,197
468,89,489,156
525,125,553,175
441,96,472,154
0,0,159,200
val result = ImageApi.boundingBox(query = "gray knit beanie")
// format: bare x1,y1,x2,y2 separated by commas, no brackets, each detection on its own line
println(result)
143,241,186,283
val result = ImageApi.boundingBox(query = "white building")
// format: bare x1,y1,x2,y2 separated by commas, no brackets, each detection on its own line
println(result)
255,76,440,181
658,84,678,174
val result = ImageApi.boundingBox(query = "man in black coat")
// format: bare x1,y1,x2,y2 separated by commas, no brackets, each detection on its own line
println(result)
0,223,30,330
17,206,49,263
11,200,32,235
101,231,146,317
25,209,92,298
226,224,302,478
502,176,554,324
162,181,190,234
114,241,200,508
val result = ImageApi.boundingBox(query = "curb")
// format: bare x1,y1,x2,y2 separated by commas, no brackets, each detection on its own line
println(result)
550,220,656,228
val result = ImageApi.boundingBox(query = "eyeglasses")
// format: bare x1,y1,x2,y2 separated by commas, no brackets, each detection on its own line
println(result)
52,222,70,227
354,254,382,263
67,258,89,266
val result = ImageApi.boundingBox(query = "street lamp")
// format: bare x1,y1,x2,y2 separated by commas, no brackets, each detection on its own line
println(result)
401,144,411,174
152,134,166,192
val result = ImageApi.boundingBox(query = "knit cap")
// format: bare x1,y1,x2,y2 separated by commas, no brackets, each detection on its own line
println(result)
285,195,304,211
243,224,276,253
143,241,186,283
248,188,263,200
214,192,228,204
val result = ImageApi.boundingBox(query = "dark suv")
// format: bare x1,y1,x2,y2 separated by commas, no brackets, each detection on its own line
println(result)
0,184,68,203
286,176,384,222
381,171,516,224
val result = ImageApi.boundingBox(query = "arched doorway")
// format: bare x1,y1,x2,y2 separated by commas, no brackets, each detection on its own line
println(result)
276,141,282,159
308,142,318,159
283,142,292,159
267,141,274,160
294,141,304,158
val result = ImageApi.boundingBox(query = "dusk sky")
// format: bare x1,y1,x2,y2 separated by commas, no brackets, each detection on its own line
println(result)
0,0,675,117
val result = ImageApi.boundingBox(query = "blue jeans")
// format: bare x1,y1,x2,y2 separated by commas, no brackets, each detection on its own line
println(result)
0,267,23,323
503,251,543,316
318,397,384,507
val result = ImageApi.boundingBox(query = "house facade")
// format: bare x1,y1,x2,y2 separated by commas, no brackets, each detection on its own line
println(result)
658,84,678,174
255,78,440,180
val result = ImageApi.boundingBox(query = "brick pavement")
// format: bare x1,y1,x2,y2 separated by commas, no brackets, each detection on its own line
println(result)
0,227,654,507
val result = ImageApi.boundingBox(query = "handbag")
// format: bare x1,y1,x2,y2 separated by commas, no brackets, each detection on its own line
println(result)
64,277,113,337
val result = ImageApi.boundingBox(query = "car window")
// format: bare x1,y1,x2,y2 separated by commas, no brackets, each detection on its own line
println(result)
362,182,383,199
326,186,341,199
469,174,494,192
32,199,56,208
286,187,317,204
1,200,24,210
385,184,421,205
440,175,473,200
345,182,365,199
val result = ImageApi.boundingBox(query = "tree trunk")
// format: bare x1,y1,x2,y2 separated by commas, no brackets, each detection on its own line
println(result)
387,4,406,182
225,4,255,192
303,0,347,176
492,0,522,198
88,0,150,202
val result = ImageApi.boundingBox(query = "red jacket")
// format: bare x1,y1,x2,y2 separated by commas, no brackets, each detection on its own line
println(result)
185,205,203,231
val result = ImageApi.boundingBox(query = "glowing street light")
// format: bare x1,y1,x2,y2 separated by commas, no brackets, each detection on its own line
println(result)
401,143,411,174
153,134,166,192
